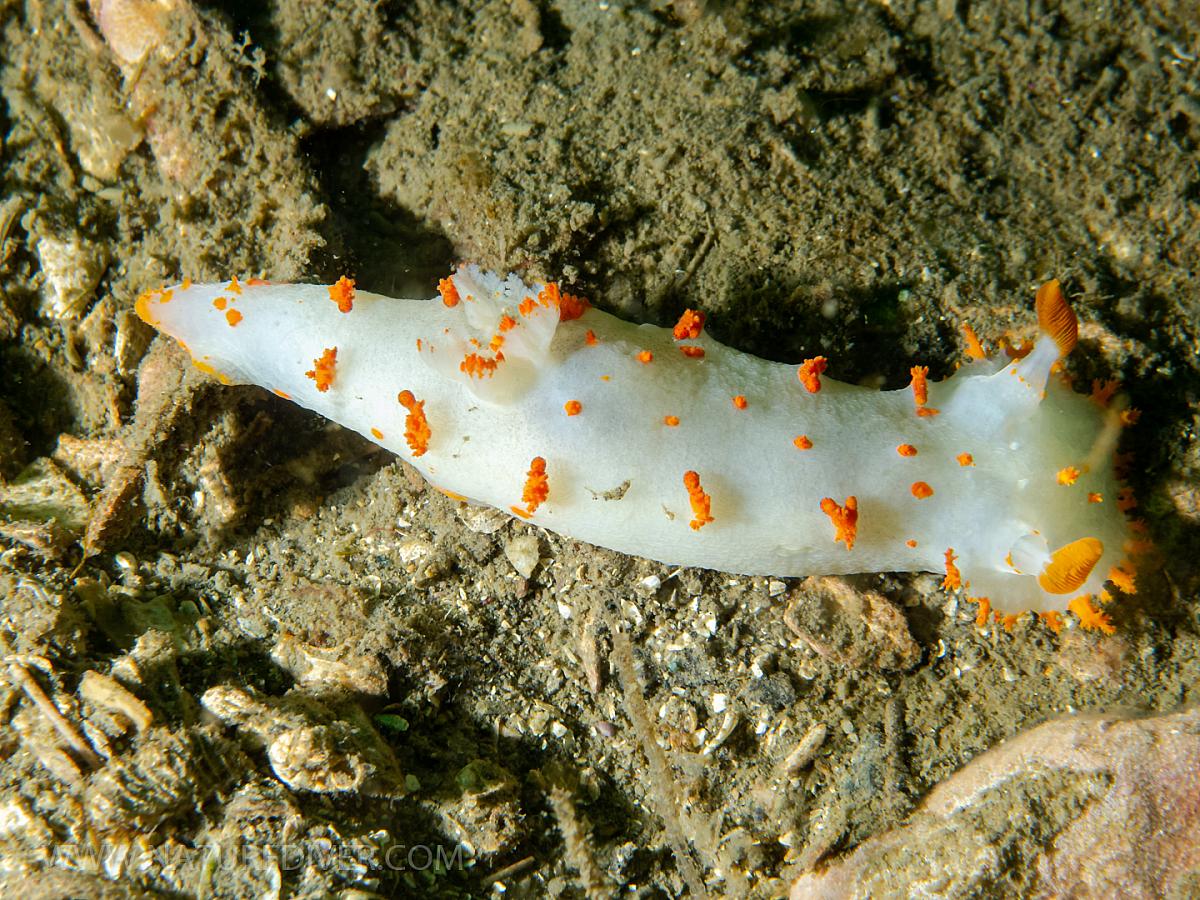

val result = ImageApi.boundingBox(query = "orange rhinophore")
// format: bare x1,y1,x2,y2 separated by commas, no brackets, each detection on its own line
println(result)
683,470,713,530
897,444,918,457
329,275,356,313
911,481,934,499
798,357,827,393
794,435,813,450
1067,595,1115,634
1036,279,1078,356
961,322,986,360
956,452,974,467
564,400,582,416
1037,537,1103,594
438,276,460,308
305,347,337,392
820,495,858,550
397,390,431,457
732,395,748,409
673,309,706,340
517,457,549,516
225,309,243,327
636,350,654,364
680,346,706,359
942,548,962,590
1056,466,1080,486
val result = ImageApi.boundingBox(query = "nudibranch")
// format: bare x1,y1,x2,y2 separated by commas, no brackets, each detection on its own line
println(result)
136,267,1145,632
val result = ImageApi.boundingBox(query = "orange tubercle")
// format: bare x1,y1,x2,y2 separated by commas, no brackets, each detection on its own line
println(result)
819,496,858,550
732,395,748,409
909,366,929,407
438,276,460,307
956,452,974,467
1091,379,1119,406
225,309,243,327
798,357,827,394
213,296,228,310
906,539,918,548
397,390,431,456
370,427,384,440
1108,564,1137,595
942,548,962,590
911,481,934,499
558,290,591,321
564,400,582,416
1039,611,1064,633
1056,466,1081,485
793,435,813,450
498,313,517,331
1068,595,1115,634
664,415,680,427
305,347,337,393
584,329,598,346
1088,492,1103,503
636,350,654,364
328,275,355,313
518,457,549,516
683,470,713,530
673,309,706,340
897,444,918,457
968,596,991,628
679,345,706,359
961,322,986,360
460,352,500,379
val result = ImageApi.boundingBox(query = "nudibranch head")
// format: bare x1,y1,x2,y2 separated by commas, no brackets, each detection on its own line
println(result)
934,280,1141,629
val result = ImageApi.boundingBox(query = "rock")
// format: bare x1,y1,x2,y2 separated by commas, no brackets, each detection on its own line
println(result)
790,707,1200,899
784,577,920,672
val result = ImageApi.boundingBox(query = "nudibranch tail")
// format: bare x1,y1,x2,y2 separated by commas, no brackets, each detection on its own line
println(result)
135,268,1142,633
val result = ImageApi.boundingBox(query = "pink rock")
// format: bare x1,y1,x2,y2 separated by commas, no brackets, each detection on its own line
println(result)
791,707,1200,899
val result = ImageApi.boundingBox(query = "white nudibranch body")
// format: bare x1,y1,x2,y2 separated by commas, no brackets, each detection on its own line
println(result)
136,267,1144,631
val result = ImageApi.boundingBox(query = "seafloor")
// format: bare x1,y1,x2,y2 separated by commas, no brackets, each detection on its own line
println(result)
0,1,1197,897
